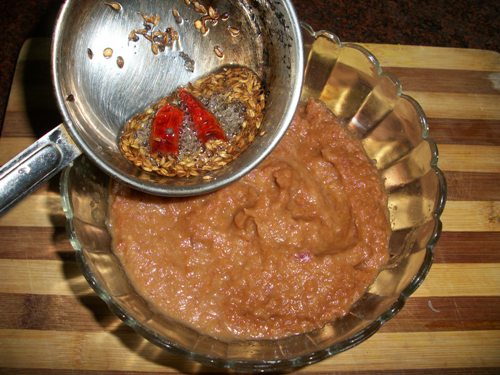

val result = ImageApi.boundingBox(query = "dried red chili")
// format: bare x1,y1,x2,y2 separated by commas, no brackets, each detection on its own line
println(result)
149,103,184,155
178,88,227,144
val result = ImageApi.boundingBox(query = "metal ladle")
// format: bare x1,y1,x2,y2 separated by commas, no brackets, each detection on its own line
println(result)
0,0,303,215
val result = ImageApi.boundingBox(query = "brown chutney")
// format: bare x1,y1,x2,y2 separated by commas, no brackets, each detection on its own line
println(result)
109,99,390,340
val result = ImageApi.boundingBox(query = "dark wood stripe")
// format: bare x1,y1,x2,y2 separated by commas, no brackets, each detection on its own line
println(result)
0,371,152,375
380,296,500,333
385,67,500,95
309,371,500,375
1,369,499,375
433,232,500,264
0,368,223,375
444,171,500,201
428,119,500,146
1,228,499,264
305,370,500,375
0,227,74,261
1,293,499,333
0,293,120,332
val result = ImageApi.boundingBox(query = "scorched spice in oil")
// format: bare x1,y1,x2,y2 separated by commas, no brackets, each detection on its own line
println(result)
119,66,265,177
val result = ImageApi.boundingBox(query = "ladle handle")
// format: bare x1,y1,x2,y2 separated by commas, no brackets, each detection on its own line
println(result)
0,125,81,216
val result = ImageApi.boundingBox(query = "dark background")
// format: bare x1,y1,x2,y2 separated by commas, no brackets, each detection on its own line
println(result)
1,0,499,128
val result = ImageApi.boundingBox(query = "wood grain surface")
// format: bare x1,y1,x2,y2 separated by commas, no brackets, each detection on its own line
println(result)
0,37,499,374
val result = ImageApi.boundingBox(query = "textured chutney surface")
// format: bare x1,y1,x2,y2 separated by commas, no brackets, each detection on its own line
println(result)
110,99,390,340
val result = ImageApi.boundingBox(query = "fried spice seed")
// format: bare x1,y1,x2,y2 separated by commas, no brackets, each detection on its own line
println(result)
141,13,160,27
188,1,223,34
193,1,207,15
228,26,240,37
119,67,266,178
105,2,122,11
214,45,224,59
129,13,179,55
201,15,212,27
117,56,124,68
103,48,113,58
172,8,183,24
128,30,139,42
87,48,93,59
208,6,218,19
194,18,209,35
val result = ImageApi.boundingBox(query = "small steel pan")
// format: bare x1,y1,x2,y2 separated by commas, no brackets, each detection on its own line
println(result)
0,0,303,214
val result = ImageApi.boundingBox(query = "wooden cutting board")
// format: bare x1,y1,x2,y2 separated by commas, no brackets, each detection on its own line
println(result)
0,38,499,374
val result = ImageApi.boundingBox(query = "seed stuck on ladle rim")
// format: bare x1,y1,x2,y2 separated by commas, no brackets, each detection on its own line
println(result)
117,56,124,68
103,48,113,58
105,2,122,11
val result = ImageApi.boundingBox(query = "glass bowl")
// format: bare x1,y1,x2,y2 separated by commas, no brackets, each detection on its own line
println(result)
60,24,446,372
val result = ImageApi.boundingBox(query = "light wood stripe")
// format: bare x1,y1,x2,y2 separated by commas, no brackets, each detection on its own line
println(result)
413,264,500,297
0,259,91,296
360,43,500,72
438,145,500,173
0,329,497,372
0,193,65,228
307,330,500,372
407,92,500,121
0,260,498,298
441,201,500,232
